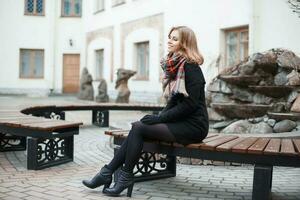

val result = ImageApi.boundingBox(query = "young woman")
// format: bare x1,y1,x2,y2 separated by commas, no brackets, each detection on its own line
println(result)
82,26,209,197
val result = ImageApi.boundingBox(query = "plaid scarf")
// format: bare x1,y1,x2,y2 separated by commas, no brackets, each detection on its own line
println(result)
161,53,189,100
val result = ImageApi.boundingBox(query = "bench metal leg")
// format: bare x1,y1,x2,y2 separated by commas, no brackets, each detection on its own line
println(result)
27,135,74,170
132,152,176,182
252,164,273,200
92,110,109,127
0,133,26,151
34,111,65,120
45,111,65,120
112,145,177,183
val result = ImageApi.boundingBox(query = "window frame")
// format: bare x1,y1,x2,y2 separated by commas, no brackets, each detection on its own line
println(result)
94,0,105,14
224,26,249,67
134,41,149,81
24,0,45,16
61,0,82,17
111,0,125,7
19,49,45,79
95,49,104,80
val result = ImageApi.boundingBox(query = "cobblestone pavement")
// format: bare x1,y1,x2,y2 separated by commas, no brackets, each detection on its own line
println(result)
0,96,300,200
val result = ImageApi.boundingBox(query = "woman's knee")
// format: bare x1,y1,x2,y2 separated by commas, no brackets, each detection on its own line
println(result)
130,121,148,136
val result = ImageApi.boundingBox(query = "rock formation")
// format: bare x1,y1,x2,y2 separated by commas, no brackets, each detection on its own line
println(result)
207,48,300,134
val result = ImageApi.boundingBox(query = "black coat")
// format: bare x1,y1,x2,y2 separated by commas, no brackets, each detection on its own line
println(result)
159,62,209,145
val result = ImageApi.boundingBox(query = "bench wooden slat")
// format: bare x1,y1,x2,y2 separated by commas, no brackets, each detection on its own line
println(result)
216,137,246,152
186,143,202,148
172,143,185,147
280,139,296,156
105,130,130,137
199,136,238,150
185,134,220,149
0,118,39,124
0,116,36,121
0,113,25,117
204,133,219,139
231,137,258,153
1,118,54,126
248,138,271,154
201,134,222,143
293,139,300,156
0,111,22,114
19,120,82,131
159,141,173,146
264,139,281,155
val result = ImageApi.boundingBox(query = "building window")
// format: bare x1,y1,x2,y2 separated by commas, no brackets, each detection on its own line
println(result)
61,0,82,17
134,42,149,80
225,27,249,67
20,49,44,79
95,49,104,80
95,0,104,12
112,0,125,7
24,0,45,16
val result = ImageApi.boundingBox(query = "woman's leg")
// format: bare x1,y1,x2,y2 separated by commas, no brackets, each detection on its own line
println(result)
123,121,176,173
103,121,175,196
107,121,175,172
106,137,129,171
107,121,175,171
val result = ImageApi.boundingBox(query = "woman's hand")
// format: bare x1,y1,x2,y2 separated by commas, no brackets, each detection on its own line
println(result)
140,114,161,125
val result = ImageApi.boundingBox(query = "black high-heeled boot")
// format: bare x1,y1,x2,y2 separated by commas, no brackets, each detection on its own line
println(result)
82,165,113,191
103,168,134,197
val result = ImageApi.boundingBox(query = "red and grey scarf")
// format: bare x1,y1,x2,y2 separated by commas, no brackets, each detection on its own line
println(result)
161,53,189,100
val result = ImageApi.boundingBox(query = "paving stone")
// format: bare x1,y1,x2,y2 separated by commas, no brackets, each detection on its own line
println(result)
6,191,28,198
149,197,175,200
145,192,170,198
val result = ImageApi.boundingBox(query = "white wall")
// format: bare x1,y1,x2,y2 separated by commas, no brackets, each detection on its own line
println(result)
54,19,85,92
85,0,166,100
87,37,112,80
1,0,299,100
252,0,300,55
164,0,252,87
85,0,166,32
0,1,54,95
124,28,161,92
0,0,85,95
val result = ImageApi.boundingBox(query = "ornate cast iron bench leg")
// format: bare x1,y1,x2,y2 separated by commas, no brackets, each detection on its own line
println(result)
252,164,273,200
0,132,26,151
92,110,109,127
133,152,176,182
27,135,74,170
45,111,66,120
113,142,176,182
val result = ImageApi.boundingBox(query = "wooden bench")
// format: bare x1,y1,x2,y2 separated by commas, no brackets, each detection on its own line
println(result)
0,110,82,170
21,102,164,127
0,102,163,170
105,130,300,200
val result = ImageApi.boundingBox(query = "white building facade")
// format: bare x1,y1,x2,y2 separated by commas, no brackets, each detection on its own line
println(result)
0,0,299,102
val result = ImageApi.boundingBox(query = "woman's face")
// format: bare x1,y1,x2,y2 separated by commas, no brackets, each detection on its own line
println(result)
168,30,181,53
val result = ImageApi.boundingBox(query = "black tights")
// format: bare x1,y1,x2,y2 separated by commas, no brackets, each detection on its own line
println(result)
107,121,176,173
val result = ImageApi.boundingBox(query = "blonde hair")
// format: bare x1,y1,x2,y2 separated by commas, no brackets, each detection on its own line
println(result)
168,26,204,65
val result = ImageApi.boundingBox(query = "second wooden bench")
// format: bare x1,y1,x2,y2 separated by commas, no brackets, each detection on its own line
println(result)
0,111,82,170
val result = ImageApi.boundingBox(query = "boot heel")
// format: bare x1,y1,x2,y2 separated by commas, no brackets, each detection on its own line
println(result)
127,183,134,197
102,181,112,192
